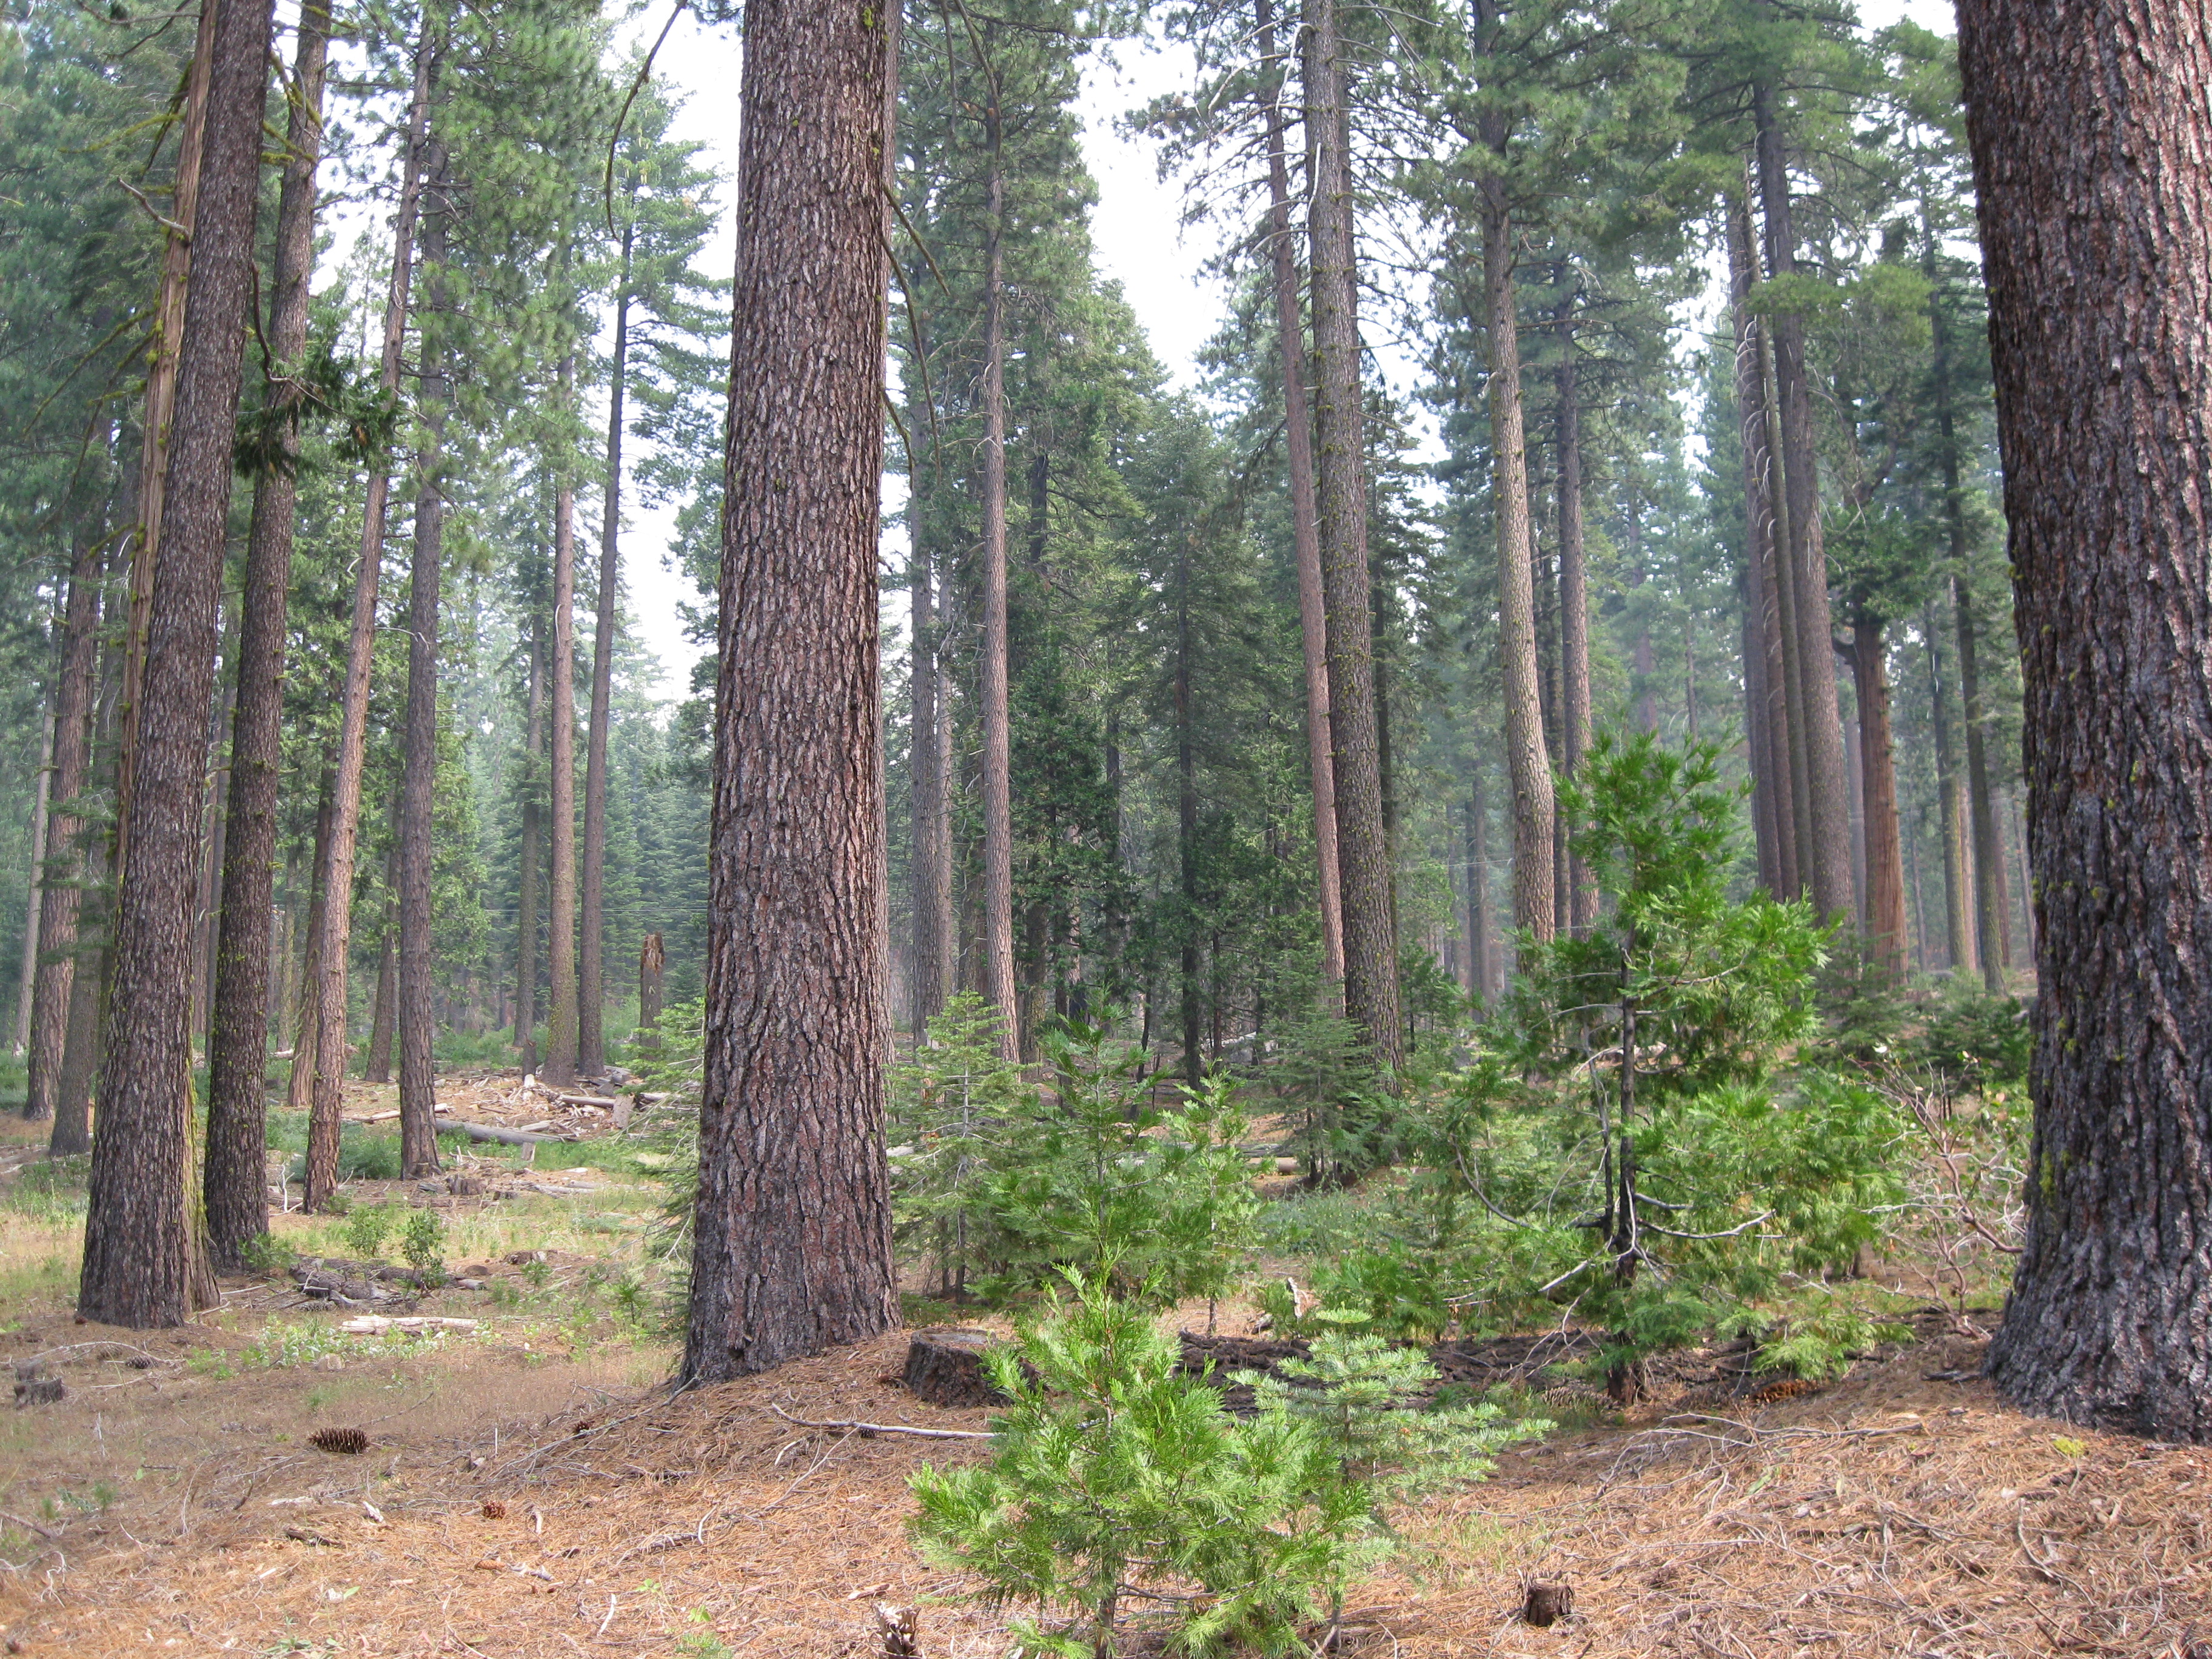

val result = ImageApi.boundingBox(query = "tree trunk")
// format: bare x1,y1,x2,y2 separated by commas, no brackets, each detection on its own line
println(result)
581,224,633,1078
1752,87,1852,922
25,528,104,1122
204,0,329,1265
908,532,951,1039
1553,290,1594,934
1306,0,1403,1063
1176,535,1201,1087
682,0,899,1382
287,768,332,1111
637,931,664,1051
115,0,215,861
1951,576,2011,991
78,0,273,1327
1922,603,1970,973
1960,0,2212,1441
366,916,395,1084
543,356,582,1086
1258,0,1343,1000
306,35,434,1210
1467,773,1492,1002
515,623,544,1067
977,106,1018,1063
15,708,49,1059
1727,191,1792,897
1852,618,1907,982
1478,190,1554,947
395,144,450,1179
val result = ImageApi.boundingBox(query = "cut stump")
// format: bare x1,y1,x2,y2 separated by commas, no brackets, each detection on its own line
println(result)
1524,1581,1574,1627
900,1329,1006,1407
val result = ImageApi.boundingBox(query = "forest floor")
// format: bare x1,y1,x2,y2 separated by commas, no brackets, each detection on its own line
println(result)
1,1088,2208,1658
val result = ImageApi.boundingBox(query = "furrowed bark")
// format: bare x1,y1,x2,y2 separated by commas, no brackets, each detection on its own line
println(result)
1752,87,1852,922
1306,0,1403,1062
682,0,900,1381
1257,0,1344,1002
1960,0,2212,1440
204,0,329,1265
79,0,275,1326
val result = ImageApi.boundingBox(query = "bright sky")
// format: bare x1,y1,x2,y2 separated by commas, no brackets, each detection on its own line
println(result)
615,0,1959,698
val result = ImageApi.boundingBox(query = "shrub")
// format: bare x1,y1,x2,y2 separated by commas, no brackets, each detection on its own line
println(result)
400,1209,445,1280
343,1204,395,1259
909,1275,1375,1658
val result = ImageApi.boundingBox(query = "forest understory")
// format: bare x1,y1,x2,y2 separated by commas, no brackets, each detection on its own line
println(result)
1,1064,2204,1659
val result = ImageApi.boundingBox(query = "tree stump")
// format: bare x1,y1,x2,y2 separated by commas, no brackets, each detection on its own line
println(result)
1524,1582,1574,1627
900,1329,1006,1407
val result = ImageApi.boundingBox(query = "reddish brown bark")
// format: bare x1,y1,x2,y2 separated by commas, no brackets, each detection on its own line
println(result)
1961,0,2212,1439
1752,89,1851,922
1257,0,1343,999
204,0,329,1265
682,0,900,1381
543,355,581,1087
25,529,104,1125
1306,0,1404,1061
79,0,275,1327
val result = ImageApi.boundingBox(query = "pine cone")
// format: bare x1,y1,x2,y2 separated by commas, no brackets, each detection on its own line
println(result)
309,1427,370,1455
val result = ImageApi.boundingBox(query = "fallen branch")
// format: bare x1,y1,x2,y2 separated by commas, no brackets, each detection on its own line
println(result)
768,1403,990,1441
452,1121,571,1147
0,1510,59,1541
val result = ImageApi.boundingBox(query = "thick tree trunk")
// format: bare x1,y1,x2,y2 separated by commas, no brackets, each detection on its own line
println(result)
204,0,328,1265
1852,618,1907,982
1305,0,1402,1064
1553,293,1594,934
1753,89,1852,922
977,116,1018,1063
78,0,272,1327
544,357,582,1085
581,227,632,1078
115,0,215,856
1960,0,2212,1441
306,36,434,1210
682,0,899,1381
1478,191,1554,947
1258,0,1343,1000
25,529,104,1122
395,147,449,1179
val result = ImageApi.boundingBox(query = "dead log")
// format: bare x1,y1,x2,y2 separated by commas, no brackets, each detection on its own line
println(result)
900,1329,1008,1407
453,1121,569,1147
